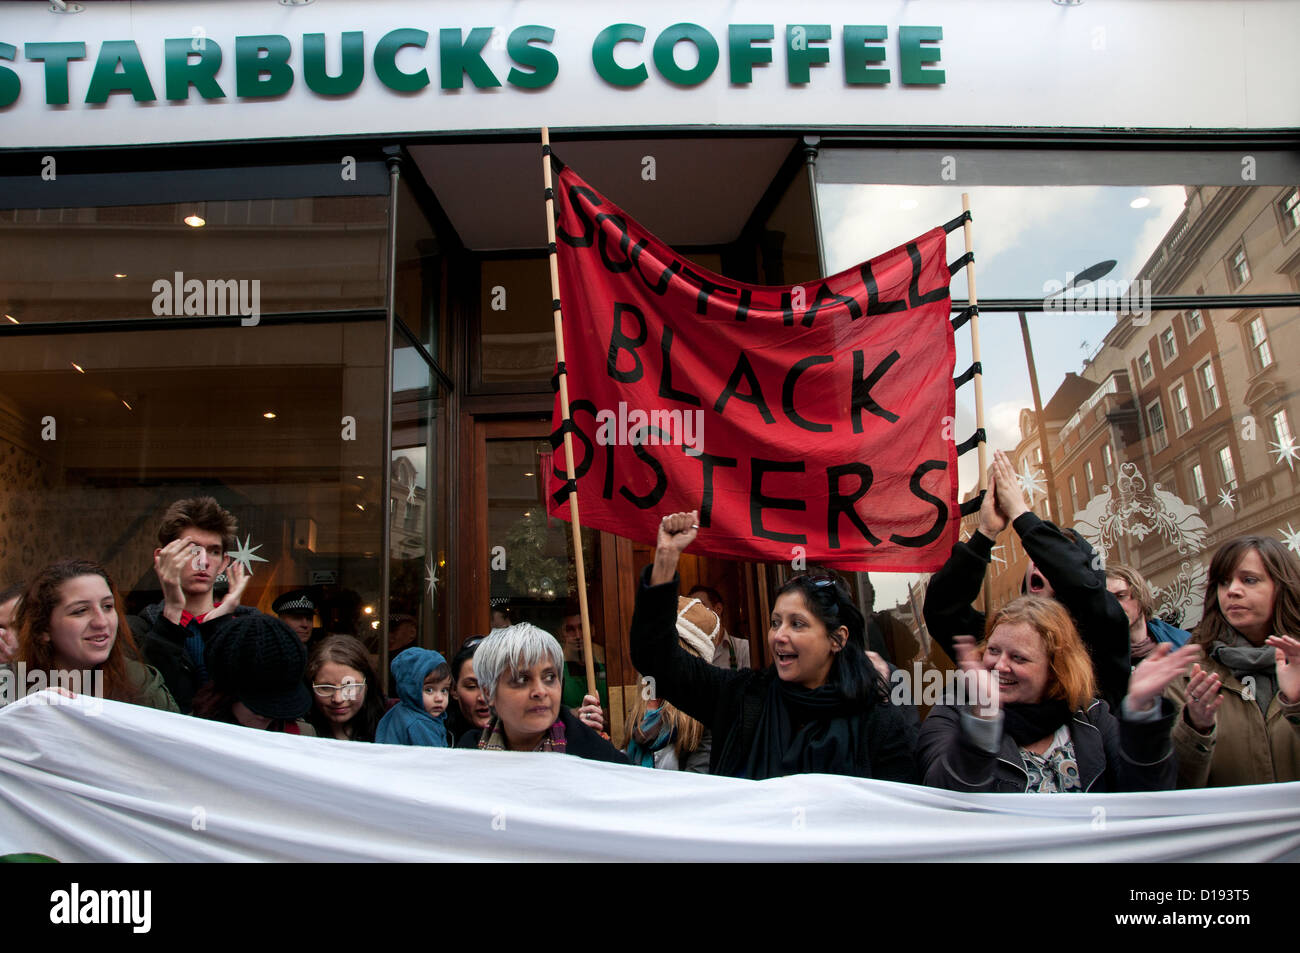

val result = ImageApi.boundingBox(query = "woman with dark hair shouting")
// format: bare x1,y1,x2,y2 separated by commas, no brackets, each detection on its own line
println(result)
630,511,916,780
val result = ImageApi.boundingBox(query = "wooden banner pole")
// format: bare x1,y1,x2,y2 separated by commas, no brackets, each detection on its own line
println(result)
961,194,993,614
541,127,598,699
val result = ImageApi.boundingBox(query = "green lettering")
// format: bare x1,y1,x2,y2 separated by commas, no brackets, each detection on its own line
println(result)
592,23,647,87
506,25,558,89
374,28,429,92
439,27,499,89
24,42,85,106
727,24,773,84
652,23,718,87
899,25,944,85
786,25,831,84
304,31,364,96
164,38,225,100
235,35,294,98
0,42,19,108
843,25,889,84
86,40,156,103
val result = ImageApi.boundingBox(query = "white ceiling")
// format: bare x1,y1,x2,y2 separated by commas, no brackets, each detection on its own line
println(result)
409,137,797,251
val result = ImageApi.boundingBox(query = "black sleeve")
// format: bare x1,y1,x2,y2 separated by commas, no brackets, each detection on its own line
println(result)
916,704,1003,792
629,565,736,728
456,729,482,749
134,612,201,715
1014,513,1130,708
865,703,919,783
1099,699,1178,792
921,530,995,659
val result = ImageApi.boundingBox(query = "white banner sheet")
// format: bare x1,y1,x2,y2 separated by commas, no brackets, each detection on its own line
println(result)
2,693,1298,862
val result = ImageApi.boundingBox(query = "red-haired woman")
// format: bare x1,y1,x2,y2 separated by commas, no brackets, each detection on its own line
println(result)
11,559,177,711
1167,536,1300,786
918,595,1196,793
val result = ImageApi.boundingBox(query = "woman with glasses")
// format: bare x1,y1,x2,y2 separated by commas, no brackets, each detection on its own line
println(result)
629,511,916,780
446,636,492,741
305,635,386,742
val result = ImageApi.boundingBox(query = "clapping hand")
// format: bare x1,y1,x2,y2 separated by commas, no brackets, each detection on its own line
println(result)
1126,642,1200,713
204,560,248,622
1182,662,1224,732
953,635,999,719
1266,634,1300,705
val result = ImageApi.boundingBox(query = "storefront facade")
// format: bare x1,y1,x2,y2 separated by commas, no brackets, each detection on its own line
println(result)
2,0,1297,741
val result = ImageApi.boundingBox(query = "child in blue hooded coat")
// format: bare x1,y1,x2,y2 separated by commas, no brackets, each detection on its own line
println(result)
376,647,452,747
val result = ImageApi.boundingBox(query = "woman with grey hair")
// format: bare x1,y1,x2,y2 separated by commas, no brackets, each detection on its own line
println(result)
455,623,628,763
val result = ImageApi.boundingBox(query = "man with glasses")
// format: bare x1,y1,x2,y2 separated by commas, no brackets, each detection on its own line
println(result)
129,496,256,714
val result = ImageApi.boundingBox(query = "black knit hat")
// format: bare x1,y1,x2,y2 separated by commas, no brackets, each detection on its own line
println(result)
205,613,311,721
271,588,317,617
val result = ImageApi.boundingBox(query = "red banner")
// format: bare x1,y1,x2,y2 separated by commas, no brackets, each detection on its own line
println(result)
548,160,958,572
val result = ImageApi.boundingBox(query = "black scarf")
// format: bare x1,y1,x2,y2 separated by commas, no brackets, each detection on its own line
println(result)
1002,700,1073,747
741,677,868,780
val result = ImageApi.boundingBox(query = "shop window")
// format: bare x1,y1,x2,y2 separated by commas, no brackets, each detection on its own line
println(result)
1146,399,1168,452
0,190,387,326
1198,361,1220,412
0,320,387,632
1228,244,1251,288
1184,308,1204,338
1217,446,1238,491
1190,463,1207,504
1171,383,1192,434
1281,188,1300,236
1246,316,1274,371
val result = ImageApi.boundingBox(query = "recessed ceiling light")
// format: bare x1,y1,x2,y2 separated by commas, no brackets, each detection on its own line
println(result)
356,503,365,511
71,362,85,373
523,471,535,477
4,314,17,324
363,605,374,615
262,411,276,419
1130,197,1151,209
121,399,132,411
356,474,365,480
184,215,206,228
113,273,127,279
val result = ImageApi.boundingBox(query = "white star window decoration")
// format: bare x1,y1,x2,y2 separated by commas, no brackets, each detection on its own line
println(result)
1217,488,1236,511
1015,463,1046,503
1280,523,1300,557
227,534,269,576
1269,435,1299,473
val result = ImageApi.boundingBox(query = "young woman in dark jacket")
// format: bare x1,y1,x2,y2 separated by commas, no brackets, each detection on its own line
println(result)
630,511,916,781
918,596,1196,793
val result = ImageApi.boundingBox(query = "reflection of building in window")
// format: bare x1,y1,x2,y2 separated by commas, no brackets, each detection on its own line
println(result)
1273,409,1295,448
1185,308,1203,338
1084,460,1095,498
1160,326,1178,363
1198,361,1220,412
1171,383,1191,434
1280,188,1300,235
1217,446,1237,491
1137,351,1153,382
1102,443,1115,485
1228,244,1251,287
1246,315,1274,371
1190,463,1207,504
1068,474,1078,514
1146,399,1168,452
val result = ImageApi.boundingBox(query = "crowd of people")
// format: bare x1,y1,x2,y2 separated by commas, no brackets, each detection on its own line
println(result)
1,462,1297,794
